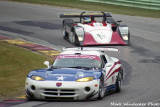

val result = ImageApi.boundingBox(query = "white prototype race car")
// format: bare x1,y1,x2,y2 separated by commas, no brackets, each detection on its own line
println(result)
25,47,123,100
60,11,130,46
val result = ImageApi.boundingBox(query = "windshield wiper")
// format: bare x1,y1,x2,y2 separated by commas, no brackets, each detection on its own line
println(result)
67,66,91,70
50,66,61,69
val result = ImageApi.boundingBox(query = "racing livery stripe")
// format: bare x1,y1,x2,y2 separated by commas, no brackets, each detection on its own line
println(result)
116,61,121,64
105,67,120,81
105,62,120,81
104,67,120,87
105,63,116,79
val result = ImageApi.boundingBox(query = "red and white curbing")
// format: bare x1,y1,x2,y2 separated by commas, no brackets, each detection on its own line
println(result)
0,36,60,59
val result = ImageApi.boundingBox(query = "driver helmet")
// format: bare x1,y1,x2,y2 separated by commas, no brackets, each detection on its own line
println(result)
84,17,91,24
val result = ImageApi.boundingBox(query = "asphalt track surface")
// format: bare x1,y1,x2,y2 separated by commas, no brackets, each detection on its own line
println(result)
0,1,160,107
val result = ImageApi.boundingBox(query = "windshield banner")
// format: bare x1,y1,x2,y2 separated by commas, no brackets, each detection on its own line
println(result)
57,55,101,61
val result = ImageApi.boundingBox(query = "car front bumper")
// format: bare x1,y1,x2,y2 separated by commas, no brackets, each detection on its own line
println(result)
25,78,100,100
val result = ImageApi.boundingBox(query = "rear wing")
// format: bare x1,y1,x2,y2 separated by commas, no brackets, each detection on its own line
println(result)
63,47,119,52
59,12,112,18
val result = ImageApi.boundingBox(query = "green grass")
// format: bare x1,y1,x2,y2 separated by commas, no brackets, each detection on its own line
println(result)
6,0,160,18
0,41,52,100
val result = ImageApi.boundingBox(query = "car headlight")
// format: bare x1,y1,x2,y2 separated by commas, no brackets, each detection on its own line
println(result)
31,76,45,81
76,77,94,82
122,35,128,40
75,27,85,42
78,36,84,41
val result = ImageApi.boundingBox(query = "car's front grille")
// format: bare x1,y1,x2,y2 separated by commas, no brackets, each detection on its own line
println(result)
61,89,75,92
45,97,74,100
45,89,58,91
45,92,58,96
43,89,76,97
60,93,75,95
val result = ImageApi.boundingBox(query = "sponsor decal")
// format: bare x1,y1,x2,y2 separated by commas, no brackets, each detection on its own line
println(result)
94,75,97,79
56,82,62,87
57,55,101,61
57,76,66,81
78,74,84,77
97,34,102,39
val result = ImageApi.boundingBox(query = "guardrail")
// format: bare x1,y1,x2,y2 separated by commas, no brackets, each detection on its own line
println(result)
82,0,160,10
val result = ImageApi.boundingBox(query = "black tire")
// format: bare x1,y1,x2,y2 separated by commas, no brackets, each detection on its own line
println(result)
62,19,73,40
115,72,122,92
26,95,34,101
97,79,105,100
62,24,68,39
127,31,131,46
25,90,34,100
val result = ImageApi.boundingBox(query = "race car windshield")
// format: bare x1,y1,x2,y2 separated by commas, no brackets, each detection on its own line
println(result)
53,55,101,69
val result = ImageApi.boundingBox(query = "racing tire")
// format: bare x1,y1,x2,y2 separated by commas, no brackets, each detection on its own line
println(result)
62,24,68,39
127,31,131,46
26,95,34,101
97,79,105,100
115,72,122,92
25,90,34,101
62,19,73,39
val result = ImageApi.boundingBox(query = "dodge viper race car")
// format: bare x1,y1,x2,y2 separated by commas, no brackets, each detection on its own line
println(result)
25,47,123,100
60,11,130,46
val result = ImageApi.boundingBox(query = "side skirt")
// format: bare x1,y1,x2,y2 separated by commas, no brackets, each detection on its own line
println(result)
105,84,116,95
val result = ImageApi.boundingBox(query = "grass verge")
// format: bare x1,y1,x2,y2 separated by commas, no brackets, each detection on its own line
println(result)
6,0,160,18
0,41,51,101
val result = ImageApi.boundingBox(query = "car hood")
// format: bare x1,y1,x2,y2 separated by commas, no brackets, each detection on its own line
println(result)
78,23,113,44
27,68,102,81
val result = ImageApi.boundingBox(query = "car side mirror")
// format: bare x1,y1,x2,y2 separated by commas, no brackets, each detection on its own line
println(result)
105,63,112,67
44,61,50,68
